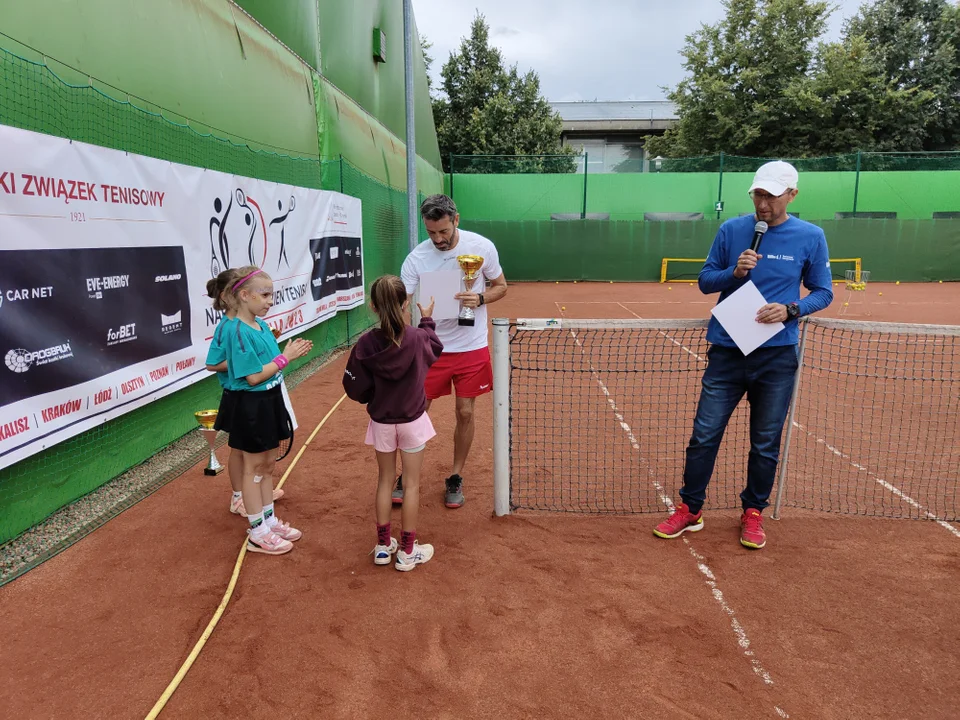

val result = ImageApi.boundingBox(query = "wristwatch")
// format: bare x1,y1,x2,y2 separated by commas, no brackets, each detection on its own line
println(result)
478,293,485,306
786,302,800,320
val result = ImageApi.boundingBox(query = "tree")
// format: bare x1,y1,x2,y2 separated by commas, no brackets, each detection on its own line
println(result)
843,0,960,151
430,13,576,173
646,0,832,159
420,34,434,94
797,36,933,155
646,0,959,159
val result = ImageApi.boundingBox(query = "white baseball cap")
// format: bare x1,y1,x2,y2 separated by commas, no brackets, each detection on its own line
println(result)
748,161,799,196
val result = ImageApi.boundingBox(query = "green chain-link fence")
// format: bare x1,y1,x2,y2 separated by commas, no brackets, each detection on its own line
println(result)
447,152,960,221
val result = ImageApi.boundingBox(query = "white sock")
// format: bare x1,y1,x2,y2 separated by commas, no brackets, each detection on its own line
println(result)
248,511,266,534
263,503,277,526
231,491,242,500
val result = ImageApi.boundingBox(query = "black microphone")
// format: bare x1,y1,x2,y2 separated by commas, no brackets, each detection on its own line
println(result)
750,220,769,253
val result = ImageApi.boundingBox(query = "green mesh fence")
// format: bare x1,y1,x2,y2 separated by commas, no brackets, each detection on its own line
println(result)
448,152,960,221
460,218,960,283
0,47,421,544
450,154,579,174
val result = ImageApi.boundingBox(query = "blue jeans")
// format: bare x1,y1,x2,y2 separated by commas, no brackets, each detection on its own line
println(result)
679,344,798,514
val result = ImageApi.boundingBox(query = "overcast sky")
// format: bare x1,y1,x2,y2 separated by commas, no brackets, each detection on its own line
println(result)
413,0,869,102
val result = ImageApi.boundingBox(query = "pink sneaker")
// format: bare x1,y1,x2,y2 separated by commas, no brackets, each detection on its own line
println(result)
653,503,704,539
246,529,293,555
740,509,766,549
268,519,302,542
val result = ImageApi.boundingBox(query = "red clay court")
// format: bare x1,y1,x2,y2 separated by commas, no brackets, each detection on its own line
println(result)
1,281,958,719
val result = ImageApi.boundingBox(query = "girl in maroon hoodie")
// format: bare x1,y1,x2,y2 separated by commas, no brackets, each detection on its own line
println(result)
343,275,444,571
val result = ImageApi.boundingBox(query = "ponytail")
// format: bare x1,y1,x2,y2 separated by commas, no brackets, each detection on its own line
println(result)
206,269,240,312
370,275,407,347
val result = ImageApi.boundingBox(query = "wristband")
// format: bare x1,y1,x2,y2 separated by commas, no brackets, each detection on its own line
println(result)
273,355,289,370
478,293,485,306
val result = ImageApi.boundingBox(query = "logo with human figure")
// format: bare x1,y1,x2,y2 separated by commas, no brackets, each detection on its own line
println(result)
208,189,296,278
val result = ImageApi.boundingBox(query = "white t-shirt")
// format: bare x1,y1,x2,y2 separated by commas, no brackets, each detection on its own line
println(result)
401,229,503,353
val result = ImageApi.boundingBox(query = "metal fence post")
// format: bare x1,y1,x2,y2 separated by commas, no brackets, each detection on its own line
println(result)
716,151,725,220
449,153,455,200
773,320,811,519
492,318,511,516
581,152,588,219
852,150,862,215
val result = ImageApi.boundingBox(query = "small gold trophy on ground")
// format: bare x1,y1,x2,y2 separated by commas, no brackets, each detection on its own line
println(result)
194,409,224,476
456,254,484,327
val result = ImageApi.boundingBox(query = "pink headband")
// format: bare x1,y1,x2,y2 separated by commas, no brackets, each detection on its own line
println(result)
233,269,262,290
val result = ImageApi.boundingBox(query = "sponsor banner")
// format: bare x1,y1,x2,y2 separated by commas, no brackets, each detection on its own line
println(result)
0,124,363,469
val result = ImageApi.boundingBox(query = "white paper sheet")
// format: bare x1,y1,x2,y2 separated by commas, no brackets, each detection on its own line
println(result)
418,270,463,320
710,280,785,356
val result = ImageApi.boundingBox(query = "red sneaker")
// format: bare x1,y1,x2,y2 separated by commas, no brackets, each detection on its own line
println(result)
653,503,704,539
740,509,766,549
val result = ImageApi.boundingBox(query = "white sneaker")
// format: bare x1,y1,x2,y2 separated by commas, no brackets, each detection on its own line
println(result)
395,542,434,572
372,537,399,565
246,529,293,555
267,519,302,542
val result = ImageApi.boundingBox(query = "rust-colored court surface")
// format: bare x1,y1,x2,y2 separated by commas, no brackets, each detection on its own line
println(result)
2,281,959,719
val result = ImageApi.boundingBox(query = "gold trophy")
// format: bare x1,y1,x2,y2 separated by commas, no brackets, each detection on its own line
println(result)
456,254,485,327
194,410,224,476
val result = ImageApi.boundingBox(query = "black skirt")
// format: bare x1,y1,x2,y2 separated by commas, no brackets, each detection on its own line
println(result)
227,386,292,454
213,388,237,434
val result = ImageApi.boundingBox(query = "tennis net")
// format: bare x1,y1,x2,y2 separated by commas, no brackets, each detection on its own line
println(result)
490,318,960,521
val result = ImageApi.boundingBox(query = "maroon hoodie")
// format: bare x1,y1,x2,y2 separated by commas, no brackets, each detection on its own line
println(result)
342,318,444,424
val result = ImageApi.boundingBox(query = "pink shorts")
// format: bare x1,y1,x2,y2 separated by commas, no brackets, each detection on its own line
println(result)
365,412,436,453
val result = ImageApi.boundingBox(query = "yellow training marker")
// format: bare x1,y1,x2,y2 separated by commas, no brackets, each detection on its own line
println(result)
561,306,566,311
878,292,883,296
844,302,849,306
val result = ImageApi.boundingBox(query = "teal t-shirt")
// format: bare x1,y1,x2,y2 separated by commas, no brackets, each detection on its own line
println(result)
205,316,234,388
224,318,284,392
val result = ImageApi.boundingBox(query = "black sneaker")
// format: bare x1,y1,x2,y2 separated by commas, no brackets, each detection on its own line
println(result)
444,474,464,508
392,475,404,506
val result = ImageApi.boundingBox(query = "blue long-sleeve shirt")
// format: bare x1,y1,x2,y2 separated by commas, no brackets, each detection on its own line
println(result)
700,215,833,348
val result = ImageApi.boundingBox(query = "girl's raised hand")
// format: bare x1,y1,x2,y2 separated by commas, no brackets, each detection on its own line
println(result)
417,296,435,319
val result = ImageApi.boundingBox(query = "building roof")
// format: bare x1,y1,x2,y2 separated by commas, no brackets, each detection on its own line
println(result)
549,101,678,122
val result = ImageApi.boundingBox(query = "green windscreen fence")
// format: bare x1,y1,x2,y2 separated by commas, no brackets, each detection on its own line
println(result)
0,47,421,544
447,153,960,222
462,219,960,283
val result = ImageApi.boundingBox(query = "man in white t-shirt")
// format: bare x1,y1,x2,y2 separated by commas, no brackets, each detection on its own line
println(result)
396,194,508,509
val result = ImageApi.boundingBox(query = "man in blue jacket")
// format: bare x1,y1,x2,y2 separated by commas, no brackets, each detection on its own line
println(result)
653,161,833,549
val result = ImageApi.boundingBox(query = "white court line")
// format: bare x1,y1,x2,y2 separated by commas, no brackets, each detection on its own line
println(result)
555,302,784,708
558,300,713,305
613,302,960,540
615,302,707,364
792,423,960,539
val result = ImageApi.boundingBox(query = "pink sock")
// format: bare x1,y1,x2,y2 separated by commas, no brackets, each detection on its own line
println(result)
401,530,416,554
377,522,391,547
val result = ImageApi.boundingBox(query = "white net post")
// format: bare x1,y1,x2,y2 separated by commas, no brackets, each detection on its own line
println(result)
492,318,511,516
772,321,810,520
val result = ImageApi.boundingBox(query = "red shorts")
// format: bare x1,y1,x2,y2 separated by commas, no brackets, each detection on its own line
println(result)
425,347,493,400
